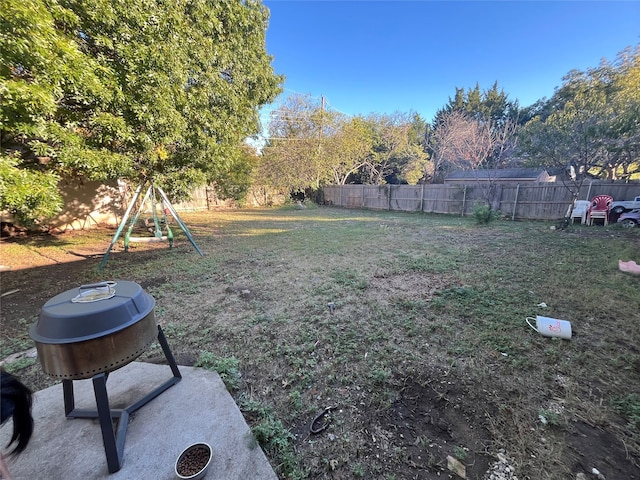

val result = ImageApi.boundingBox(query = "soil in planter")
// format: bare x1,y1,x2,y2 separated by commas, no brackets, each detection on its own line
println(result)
177,446,210,477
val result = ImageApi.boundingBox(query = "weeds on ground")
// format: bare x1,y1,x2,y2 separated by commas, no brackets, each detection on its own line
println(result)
453,445,468,461
238,395,306,479
472,203,499,224
613,394,640,430
195,351,241,391
3,357,36,374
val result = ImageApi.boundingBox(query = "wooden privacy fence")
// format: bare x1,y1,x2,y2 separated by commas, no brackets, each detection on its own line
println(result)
322,182,640,220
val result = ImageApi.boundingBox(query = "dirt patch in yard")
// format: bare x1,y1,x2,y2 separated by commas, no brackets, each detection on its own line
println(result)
368,271,458,306
566,420,638,479
1,228,171,322
369,369,494,479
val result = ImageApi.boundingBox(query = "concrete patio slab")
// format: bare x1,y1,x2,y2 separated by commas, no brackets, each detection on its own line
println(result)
0,362,278,480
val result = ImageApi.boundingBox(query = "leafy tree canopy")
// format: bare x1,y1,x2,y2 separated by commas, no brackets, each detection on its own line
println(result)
324,115,373,185
518,45,640,193
361,112,429,185
260,96,429,191
433,81,520,129
429,82,520,173
1,0,282,225
258,94,331,192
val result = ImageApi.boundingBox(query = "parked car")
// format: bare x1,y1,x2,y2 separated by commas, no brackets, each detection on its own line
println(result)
610,196,640,214
617,209,640,227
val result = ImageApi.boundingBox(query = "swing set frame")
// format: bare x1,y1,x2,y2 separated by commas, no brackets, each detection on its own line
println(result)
99,183,204,270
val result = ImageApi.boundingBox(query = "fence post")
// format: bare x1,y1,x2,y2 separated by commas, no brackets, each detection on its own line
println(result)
387,185,391,210
362,185,365,208
462,185,466,216
420,184,424,212
512,183,520,221
494,184,503,212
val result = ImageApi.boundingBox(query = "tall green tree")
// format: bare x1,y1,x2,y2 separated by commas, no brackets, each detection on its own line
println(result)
359,112,429,185
519,45,640,199
1,0,282,225
429,81,520,179
324,116,373,185
433,81,519,128
260,99,428,190
258,94,330,192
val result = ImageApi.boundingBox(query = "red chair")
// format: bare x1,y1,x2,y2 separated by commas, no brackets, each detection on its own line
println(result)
587,195,613,225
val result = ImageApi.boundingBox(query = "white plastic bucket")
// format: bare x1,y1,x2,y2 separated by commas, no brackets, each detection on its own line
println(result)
526,315,572,340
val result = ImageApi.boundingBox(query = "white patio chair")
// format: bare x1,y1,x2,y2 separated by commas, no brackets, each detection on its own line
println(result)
570,200,591,224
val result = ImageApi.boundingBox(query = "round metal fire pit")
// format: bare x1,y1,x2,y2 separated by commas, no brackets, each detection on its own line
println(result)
30,281,157,380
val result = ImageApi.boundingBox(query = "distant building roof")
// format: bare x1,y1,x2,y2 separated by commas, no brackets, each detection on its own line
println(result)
444,168,553,183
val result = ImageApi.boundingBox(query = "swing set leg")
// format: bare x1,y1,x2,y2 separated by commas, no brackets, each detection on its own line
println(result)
157,186,204,256
99,184,144,270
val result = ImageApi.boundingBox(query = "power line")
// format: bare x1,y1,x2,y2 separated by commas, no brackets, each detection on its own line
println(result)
262,137,314,142
257,94,353,145
263,91,351,118
324,99,352,117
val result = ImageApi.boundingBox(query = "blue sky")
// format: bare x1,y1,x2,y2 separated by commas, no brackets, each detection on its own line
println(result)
261,1,640,125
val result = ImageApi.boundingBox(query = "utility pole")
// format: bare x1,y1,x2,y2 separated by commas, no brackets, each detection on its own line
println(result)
319,95,324,143
314,95,325,189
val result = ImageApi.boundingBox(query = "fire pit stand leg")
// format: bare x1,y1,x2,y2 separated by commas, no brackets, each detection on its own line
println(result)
93,373,125,473
61,326,182,473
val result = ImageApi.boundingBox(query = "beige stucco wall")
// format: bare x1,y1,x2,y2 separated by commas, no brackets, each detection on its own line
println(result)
49,178,125,231
3,179,289,232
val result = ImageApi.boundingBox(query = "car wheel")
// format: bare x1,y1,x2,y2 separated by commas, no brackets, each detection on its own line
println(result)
620,219,637,228
612,206,626,214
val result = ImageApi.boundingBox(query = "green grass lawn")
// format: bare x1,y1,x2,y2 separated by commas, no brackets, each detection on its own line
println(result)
2,206,640,479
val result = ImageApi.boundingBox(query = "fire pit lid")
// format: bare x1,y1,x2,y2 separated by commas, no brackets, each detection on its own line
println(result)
30,281,155,344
